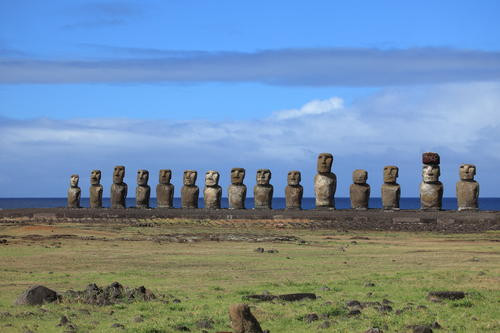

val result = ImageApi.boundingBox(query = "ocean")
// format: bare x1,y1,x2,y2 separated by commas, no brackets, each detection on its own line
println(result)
0,197,498,211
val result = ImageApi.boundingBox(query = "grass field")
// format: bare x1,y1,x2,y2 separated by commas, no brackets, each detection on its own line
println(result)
0,219,499,332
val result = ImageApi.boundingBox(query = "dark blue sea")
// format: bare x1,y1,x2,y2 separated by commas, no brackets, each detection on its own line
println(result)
0,198,498,211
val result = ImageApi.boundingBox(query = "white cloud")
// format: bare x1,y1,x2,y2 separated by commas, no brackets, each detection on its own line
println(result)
273,97,344,119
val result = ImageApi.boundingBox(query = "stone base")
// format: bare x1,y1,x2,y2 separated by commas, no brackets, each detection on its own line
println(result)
254,206,271,210
314,206,335,211
156,205,173,209
285,207,302,211
383,207,400,212
353,207,368,211
420,208,441,211
135,205,150,209
458,207,479,212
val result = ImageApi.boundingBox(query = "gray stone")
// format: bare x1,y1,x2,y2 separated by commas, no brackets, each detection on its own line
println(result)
203,170,222,209
229,303,263,333
285,170,303,210
67,174,81,208
254,169,273,209
456,164,479,211
228,168,247,209
314,153,337,209
156,169,174,208
15,285,59,305
350,169,370,210
135,169,150,208
420,153,442,210
89,170,103,208
181,170,199,209
111,166,127,209
381,165,400,210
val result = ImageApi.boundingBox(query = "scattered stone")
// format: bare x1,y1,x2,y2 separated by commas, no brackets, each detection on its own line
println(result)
431,321,441,329
111,323,125,329
319,286,330,291
78,309,91,315
15,285,59,305
427,291,465,300
350,236,370,240
229,303,264,333
245,293,316,302
254,247,265,253
266,249,279,253
303,313,319,323
57,315,70,326
348,309,361,316
377,305,393,313
417,305,428,310
365,328,383,333
411,325,433,333
196,318,214,329
173,298,182,303
364,282,376,287
174,325,190,331
0,239,8,244
322,301,332,306
382,298,393,304
319,321,331,329
133,315,144,323
346,300,361,307
478,271,486,276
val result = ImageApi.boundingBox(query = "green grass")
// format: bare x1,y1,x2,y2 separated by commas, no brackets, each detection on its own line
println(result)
0,221,499,332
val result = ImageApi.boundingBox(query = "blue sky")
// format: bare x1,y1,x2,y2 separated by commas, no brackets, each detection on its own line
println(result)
1,1,500,198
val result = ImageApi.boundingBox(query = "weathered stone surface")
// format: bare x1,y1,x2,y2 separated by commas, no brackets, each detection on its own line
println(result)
89,170,103,208
350,169,370,210
427,291,465,300
156,169,174,208
420,166,442,210
254,169,273,209
456,164,479,211
314,153,337,209
111,166,127,209
381,165,400,210
181,170,199,209
285,170,303,210
67,174,81,208
204,170,222,209
229,168,247,209
229,303,263,333
135,169,150,209
15,285,59,305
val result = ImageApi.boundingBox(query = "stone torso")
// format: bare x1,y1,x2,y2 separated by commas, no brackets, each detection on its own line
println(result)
456,181,479,210
350,184,370,209
285,185,303,210
136,185,150,208
254,185,273,209
67,187,81,208
111,183,127,208
381,183,400,210
156,184,174,208
314,173,337,208
181,185,199,208
228,184,247,209
204,186,222,209
89,185,103,208
419,182,443,210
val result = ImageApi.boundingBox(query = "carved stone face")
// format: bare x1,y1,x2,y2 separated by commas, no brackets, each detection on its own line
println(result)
70,174,79,187
352,169,368,184
383,166,398,183
137,169,149,186
231,168,245,185
113,166,125,184
205,170,220,186
90,170,101,185
459,164,476,180
159,169,172,184
256,169,271,185
422,165,440,183
317,153,333,173
287,171,301,186
183,170,197,186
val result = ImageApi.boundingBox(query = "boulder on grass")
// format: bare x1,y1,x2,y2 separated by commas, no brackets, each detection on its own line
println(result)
229,303,263,333
15,285,59,305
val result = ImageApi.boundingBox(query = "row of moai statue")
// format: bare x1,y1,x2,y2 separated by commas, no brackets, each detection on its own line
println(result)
67,152,480,211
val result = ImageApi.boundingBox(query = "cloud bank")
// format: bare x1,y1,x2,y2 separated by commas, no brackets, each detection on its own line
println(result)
1,47,500,86
1,82,499,197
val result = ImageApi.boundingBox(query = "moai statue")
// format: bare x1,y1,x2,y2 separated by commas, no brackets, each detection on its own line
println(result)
136,169,150,208
111,165,127,208
204,170,222,209
67,174,81,208
456,164,479,211
156,169,174,208
228,168,246,209
381,165,400,210
285,170,303,210
181,170,199,208
254,169,273,209
314,153,337,209
89,170,103,208
350,169,370,210
420,152,443,210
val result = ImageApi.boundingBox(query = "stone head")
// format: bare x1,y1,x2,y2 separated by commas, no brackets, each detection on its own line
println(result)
352,169,368,184
183,170,197,186
287,170,301,186
459,164,476,181
205,170,220,186
159,169,172,184
90,170,101,185
230,168,245,185
256,169,271,185
383,165,399,183
113,166,125,184
137,169,149,186
70,174,79,187
317,153,333,173
422,152,440,165
422,165,440,183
